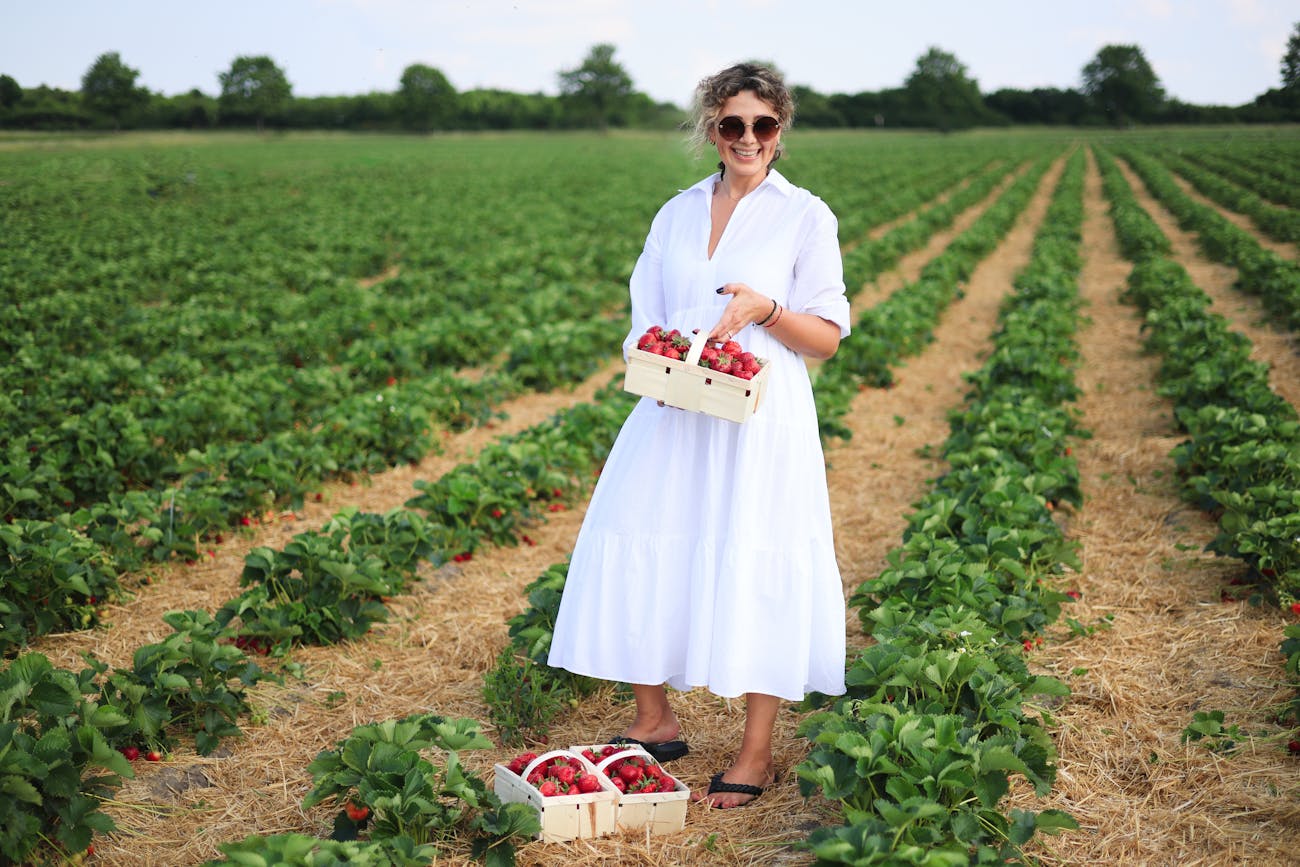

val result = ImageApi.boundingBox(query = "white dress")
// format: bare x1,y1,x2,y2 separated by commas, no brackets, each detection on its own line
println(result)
547,169,849,702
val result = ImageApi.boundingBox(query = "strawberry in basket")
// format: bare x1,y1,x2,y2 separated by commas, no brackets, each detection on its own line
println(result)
636,325,765,380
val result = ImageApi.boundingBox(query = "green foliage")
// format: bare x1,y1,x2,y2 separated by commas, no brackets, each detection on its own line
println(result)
0,653,133,864
1082,44,1165,125
557,43,635,128
302,714,538,863
397,64,456,131
90,610,264,756
903,47,993,131
202,833,438,867
80,51,147,128
482,561,599,745
218,55,292,129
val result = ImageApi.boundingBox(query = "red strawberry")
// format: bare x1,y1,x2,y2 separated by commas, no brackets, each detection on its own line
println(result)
617,764,643,786
121,746,140,761
1291,602,1300,616
146,750,163,762
344,801,370,822
553,763,576,785
538,780,558,796
577,773,601,793
722,340,742,355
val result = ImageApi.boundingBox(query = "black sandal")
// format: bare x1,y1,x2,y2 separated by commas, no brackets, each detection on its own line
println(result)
607,735,690,763
703,771,767,806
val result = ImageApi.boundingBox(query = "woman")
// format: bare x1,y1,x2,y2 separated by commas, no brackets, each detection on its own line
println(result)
547,62,848,809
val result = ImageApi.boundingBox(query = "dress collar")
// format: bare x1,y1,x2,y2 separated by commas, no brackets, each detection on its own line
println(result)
683,167,794,199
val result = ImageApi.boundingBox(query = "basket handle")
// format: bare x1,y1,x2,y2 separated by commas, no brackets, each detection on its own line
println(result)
684,328,710,367
520,749,591,781
593,746,654,775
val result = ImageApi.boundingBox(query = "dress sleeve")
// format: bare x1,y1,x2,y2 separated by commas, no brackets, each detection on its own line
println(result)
789,200,851,338
622,205,670,359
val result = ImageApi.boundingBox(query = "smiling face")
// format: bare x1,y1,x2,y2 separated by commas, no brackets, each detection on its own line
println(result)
710,90,781,185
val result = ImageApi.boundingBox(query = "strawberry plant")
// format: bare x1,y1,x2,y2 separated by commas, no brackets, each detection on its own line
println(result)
88,609,265,756
201,832,437,866
484,561,599,745
302,713,538,865
0,653,134,865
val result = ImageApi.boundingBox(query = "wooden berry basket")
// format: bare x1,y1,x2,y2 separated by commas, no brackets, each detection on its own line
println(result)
492,749,620,842
575,743,690,835
624,330,771,423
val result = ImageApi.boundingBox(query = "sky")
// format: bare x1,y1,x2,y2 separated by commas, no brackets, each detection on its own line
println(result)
4,0,1295,108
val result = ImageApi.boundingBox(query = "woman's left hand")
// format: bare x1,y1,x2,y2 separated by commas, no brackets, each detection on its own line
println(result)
711,283,773,343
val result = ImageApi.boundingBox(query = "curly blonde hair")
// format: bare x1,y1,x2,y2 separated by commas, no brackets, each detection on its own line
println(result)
688,62,795,166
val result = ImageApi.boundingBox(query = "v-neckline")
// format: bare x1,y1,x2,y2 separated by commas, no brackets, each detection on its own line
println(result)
708,188,740,261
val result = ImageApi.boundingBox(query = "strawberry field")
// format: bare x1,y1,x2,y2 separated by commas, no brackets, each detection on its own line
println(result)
2,126,1299,866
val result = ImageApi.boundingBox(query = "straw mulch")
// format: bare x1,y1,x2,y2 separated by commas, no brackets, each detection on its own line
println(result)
30,147,1300,866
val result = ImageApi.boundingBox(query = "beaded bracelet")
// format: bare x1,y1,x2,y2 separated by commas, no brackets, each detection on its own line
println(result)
763,303,784,328
754,297,778,327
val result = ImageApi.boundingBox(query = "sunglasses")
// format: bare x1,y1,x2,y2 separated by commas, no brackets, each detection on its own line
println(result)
715,115,781,143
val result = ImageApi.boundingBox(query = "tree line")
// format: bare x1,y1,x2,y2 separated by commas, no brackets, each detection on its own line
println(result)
4,31,1299,134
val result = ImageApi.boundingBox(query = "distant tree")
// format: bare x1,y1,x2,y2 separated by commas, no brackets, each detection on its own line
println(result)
218,55,291,131
903,47,990,130
398,63,456,131
1283,21,1300,90
0,74,21,109
790,85,844,127
986,87,1089,125
1082,44,1164,125
81,51,147,129
558,43,634,128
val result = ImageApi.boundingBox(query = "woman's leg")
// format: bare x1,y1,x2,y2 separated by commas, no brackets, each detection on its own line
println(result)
693,692,779,808
624,683,683,743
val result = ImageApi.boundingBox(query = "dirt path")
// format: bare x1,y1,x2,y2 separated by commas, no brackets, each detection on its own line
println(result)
1008,149,1299,867
1114,157,1300,411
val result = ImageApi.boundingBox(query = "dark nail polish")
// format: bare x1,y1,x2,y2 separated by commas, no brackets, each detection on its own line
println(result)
715,286,724,294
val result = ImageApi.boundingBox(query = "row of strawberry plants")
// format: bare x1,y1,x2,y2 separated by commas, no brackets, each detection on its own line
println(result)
840,158,1014,301
4,283,624,518
814,150,1057,442
1176,147,1300,209
1154,148,1300,244
1094,146,1300,744
796,148,1087,865
1112,147,1300,334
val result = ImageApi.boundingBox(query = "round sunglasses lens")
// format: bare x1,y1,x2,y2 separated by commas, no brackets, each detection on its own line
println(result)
754,118,779,140
717,117,744,140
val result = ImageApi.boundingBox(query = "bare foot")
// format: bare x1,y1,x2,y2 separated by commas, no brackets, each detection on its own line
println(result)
692,760,775,809
622,716,682,745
